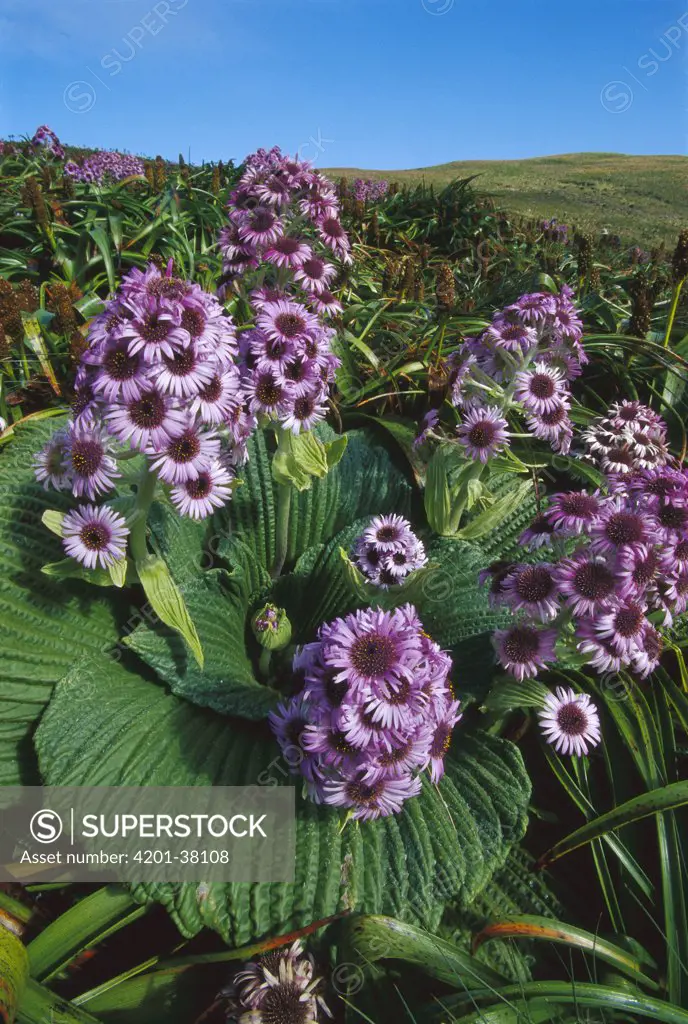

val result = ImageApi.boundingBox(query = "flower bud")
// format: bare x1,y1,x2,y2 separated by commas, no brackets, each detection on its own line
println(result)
251,604,292,650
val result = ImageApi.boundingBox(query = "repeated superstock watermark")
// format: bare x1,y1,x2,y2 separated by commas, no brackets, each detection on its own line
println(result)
64,0,189,114
601,10,688,114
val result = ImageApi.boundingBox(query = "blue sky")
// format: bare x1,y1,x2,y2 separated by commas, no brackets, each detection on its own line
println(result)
0,0,686,167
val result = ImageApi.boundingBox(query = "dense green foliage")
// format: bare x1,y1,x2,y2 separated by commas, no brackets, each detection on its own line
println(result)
1,133,687,1024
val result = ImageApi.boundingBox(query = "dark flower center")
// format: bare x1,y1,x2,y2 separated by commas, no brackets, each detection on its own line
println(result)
345,779,383,805
273,236,301,255
515,566,554,603
285,717,308,748
605,512,644,546
199,375,223,402
72,386,94,417
501,324,525,342
283,360,304,383
646,476,676,497
559,493,598,518
430,723,453,758
540,405,567,427
293,396,315,421
322,217,344,239
383,679,411,705
606,446,634,467
302,257,325,279
47,445,66,474
140,314,171,343
324,674,348,708
556,703,588,736
185,473,212,499
129,391,165,428
168,431,200,463
642,628,662,661
467,420,497,448
260,980,311,1024
377,525,400,542
104,345,140,381
529,514,555,537
71,439,103,476
573,561,615,600
392,551,408,566
529,372,555,398
249,209,276,233
379,741,411,766
658,504,687,530
180,308,205,338
274,312,306,338
350,633,397,677
329,730,356,756
614,603,644,637
148,277,189,299
256,375,283,406
676,540,688,560
503,626,540,663
632,552,659,586
162,347,197,376
80,523,109,551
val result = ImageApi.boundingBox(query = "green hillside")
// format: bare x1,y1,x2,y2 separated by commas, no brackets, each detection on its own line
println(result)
324,152,687,244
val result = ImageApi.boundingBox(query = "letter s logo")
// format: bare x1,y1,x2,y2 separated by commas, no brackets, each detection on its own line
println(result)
30,809,63,844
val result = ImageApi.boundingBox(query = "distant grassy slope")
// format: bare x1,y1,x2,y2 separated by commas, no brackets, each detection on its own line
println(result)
324,153,687,245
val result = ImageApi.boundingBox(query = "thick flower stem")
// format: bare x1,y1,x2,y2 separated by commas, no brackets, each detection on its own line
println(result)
258,647,273,680
663,278,685,349
129,466,159,564
272,482,292,578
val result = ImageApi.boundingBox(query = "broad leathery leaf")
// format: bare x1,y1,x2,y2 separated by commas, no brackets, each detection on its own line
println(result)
424,446,454,535
456,480,533,541
36,659,530,946
0,417,127,788
41,558,115,588
108,557,129,588
135,554,204,669
126,564,279,721
272,431,348,491
216,426,413,573
41,510,65,537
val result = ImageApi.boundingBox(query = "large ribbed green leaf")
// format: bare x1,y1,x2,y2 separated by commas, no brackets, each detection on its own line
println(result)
124,564,279,720
35,659,530,946
216,425,414,572
0,418,126,787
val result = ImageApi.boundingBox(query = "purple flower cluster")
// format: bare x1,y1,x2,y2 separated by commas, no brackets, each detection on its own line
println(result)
352,177,390,203
352,514,427,588
269,605,460,821
220,147,349,434
582,400,669,476
449,287,587,462
486,411,687,683
31,125,64,159
64,150,144,184
34,262,249,568
540,218,568,244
